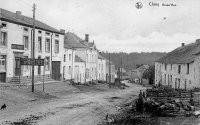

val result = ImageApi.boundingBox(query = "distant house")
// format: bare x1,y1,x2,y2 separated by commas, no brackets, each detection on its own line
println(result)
97,54,106,81
155,40,200,90
106,60,116,83
64,32,98,83
74,55,85,83
130,65,149,83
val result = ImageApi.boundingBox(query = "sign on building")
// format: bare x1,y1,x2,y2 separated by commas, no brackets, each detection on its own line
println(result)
11,44,24,50
20,58,44,66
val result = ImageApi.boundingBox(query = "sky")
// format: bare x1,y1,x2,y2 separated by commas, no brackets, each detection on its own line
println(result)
1,0,200,53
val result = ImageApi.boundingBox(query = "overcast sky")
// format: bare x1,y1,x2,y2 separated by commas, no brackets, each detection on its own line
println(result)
1,0,200,53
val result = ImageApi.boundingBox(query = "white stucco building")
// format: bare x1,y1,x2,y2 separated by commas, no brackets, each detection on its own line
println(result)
155,40,200,90
0,8,65,83
97,54,106,81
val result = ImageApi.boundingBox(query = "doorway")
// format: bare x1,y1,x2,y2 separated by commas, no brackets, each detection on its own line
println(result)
38,56,41,75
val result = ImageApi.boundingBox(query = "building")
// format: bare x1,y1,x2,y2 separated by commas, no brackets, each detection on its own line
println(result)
64,32,98,83
155,40,200,90
97,54,106,81
130,65,149,83
106,60,116,83
0,8,65,83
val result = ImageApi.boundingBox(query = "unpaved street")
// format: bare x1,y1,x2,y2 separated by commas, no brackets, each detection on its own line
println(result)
0,82,144,125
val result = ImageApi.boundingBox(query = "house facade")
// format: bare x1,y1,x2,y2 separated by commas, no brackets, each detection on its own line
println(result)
0,8,64,83
97,54,106,81
155,40,200,90
106,60,116,83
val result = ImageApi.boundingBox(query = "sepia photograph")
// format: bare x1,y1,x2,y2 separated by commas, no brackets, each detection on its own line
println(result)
0,0,200,124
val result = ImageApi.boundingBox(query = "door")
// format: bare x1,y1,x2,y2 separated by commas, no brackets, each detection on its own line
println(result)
74,66,79,83
38,56,41,75
63,66,65,80
52,61,61,80
15,57,21,76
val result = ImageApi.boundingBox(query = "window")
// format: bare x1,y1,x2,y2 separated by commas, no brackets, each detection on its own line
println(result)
165,64,167,70
1,23,7,28
55,40,59,53
178,78,180,89
24,28,28,32
68,66,71,74
38,30,42,34
64,54,66,62
178,65,181,74
189,80,191,84
23,36,29,49
38,37,42,52
46,32,50,36
45,57,50,70
171,64,172,70
187,63,189,74
0,32,7,47
164,74,166,84
69,54,71,61
86,68,89,78
0,55,6,71
45,38,50,52
55,34,59,38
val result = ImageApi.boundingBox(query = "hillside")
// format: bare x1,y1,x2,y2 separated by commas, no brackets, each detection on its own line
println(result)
100,52,167,70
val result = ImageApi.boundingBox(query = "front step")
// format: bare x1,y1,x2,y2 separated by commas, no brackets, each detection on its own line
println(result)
8,75,59,84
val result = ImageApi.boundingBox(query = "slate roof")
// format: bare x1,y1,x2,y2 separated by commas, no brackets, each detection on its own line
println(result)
0,8,62,34
156,40,200,64
75,55,85,62
64,32,87,49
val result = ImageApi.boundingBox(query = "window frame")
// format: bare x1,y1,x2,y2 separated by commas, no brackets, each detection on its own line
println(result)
0,31,7,47
38,36,42,52
23,35,29,50
45,38,50,52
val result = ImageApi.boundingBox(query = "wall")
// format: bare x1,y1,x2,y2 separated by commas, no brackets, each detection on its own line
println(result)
155,61,196,90
0,20,64,82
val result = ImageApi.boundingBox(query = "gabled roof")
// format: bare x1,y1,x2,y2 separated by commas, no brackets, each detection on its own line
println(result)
64,32,87,49
75,55,85,62
156,40,200,64
0,8,63,34
80,41,95,49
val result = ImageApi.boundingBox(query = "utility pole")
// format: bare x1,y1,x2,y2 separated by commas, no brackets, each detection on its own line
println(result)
32,3,36,92
109,53,111,84
120,54,122,82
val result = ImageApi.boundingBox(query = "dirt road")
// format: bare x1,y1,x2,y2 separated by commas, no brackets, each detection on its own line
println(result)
0,82,144,125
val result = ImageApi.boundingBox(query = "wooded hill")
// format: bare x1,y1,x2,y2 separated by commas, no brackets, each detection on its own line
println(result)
100,52,167,70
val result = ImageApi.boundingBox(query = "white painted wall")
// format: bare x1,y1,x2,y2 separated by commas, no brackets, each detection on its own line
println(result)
155,61,197,90
0,20,64,81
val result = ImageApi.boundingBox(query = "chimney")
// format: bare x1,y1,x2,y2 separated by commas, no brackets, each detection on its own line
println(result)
85,34,89,42
60,29,65,34
16,11,21,16
182,43,185,47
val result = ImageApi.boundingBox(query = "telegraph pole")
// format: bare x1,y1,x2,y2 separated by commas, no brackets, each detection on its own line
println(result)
120,54,122,82
32,3,36,92
109,53,111,84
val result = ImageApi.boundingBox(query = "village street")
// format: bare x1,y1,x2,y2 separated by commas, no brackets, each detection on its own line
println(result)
0,81,144,125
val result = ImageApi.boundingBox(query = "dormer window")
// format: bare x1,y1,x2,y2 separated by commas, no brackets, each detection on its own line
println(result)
46,32,50,36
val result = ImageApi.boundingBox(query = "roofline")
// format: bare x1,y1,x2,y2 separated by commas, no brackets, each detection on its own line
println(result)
0,17,64,35
155,60,194,64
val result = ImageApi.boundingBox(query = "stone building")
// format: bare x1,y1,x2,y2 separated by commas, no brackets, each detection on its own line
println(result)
155,40,200,90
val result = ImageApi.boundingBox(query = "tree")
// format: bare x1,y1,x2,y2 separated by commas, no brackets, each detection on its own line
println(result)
142,65,155,85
